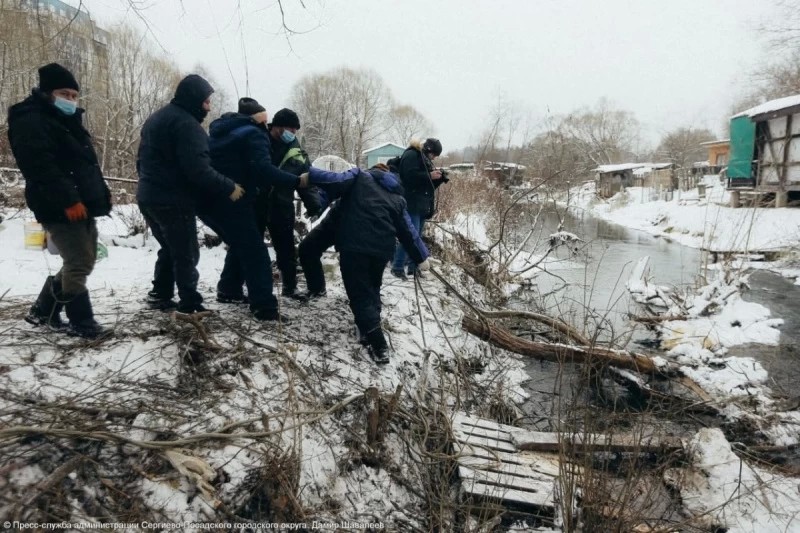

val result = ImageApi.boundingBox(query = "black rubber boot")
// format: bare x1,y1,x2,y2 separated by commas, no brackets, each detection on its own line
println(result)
216,291,248,304
282,286,308,302
301,288,327,301
147,289,177,310
252,307,292,324
65,291,107,339
366,327,391,365
390,269,408,281
25,276,66,330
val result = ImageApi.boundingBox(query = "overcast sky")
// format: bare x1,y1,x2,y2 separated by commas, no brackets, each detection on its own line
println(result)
84,0,778,152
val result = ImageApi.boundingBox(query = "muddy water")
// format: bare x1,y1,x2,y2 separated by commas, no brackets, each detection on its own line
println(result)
516,207,799,425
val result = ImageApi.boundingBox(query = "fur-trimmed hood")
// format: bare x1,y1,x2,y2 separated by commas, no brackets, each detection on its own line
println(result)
407,139,422,151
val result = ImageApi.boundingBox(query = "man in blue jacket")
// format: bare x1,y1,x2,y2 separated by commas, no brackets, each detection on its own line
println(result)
300,163,430,365
202,98,303,322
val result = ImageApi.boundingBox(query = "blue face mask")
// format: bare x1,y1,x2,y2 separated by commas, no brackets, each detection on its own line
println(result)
281,130,296,143
54,97,77,116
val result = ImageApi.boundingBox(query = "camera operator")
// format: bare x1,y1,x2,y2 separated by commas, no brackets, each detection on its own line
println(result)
390,138,447,280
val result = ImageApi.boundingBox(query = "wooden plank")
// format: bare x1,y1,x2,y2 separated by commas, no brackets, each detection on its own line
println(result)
452,412,510,432
452,423,514,443
459,466,556,500
458,454,561,480
462,479,554,509
507,428,683,453
453,430,516,453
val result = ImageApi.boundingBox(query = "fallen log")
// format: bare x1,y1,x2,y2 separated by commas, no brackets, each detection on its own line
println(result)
462,315,660,374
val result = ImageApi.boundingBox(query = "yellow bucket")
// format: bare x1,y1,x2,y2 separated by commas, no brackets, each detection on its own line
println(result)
24,222,45,250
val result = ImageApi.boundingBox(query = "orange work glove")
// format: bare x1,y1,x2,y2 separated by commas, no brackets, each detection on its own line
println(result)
65,202,88,222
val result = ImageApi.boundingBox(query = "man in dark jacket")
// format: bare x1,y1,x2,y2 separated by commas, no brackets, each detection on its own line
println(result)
7,63,111,338
203,98,302,321
137,74,243,314
224,107,322,301
390,138,446,280
301,163,430,365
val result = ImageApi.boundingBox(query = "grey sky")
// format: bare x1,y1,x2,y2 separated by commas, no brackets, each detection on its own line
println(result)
86,0,776,152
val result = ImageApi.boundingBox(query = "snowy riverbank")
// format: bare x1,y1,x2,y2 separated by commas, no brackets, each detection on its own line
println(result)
563,178,800,284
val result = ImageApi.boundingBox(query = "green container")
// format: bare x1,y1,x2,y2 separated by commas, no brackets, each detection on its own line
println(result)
728,116,756,179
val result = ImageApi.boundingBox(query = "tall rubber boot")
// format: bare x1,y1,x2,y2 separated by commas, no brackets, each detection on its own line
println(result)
65,291,106,339
25,276,66,330
366,327,391,365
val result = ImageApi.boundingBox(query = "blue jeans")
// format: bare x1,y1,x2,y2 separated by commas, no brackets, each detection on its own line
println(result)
392,212,424,273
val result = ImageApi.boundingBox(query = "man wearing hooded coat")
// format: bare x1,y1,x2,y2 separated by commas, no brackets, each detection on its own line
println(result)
7,63,111,338
137,74,242,314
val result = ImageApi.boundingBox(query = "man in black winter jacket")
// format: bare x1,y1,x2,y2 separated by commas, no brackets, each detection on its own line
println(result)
136,74,243,314
390,138,446,279
203,98,302,322
7,63,111,338
300,163,430,365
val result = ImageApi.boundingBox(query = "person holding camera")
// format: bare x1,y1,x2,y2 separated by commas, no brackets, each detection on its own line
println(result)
390,138,448,280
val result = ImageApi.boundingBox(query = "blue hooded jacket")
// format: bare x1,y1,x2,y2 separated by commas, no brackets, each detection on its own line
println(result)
207,112,299,204
309,166,429,262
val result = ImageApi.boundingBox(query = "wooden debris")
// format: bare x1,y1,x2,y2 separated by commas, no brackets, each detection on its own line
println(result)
462,315,660,374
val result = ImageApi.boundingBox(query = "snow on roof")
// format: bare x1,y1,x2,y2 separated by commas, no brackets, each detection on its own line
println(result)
732,94,800,119
594,163,645,173
699,139,729,146
361,142,405,154
483,161,526,170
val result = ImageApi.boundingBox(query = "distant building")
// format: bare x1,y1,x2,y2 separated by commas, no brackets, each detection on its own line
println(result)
361,142,405,168
482,161,526,187
727,95,800,207
699,139,730,175
594,163,642,198
632,163,676,189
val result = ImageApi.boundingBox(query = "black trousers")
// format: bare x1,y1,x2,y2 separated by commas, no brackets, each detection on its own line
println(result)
139,204,202,308
298,209,338,294
199,202,278,312
339,251,386,335
251,186,299,291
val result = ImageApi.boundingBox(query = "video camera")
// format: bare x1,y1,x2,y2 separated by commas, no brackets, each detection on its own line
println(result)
436,168,450,183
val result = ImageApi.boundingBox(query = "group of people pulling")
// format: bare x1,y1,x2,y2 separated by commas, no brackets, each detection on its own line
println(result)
7,64,448,365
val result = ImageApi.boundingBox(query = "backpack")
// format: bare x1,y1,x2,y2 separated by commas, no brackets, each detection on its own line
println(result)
279,147,307,169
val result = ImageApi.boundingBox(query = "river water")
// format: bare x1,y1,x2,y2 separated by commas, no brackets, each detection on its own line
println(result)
515,206,800,423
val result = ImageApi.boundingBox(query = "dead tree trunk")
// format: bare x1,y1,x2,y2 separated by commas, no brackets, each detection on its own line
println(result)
462,315,660,374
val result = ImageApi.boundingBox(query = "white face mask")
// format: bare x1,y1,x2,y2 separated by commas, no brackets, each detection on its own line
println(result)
54,96,77,115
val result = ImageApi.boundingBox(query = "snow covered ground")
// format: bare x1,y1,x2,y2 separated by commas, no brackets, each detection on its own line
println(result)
0,205,533,528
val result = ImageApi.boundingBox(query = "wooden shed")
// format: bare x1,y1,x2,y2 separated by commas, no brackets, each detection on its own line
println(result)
632,163,676,189
699,139,730,175
361,142,405,168
594,163,642,198
482,161,526,187
727,94,800,207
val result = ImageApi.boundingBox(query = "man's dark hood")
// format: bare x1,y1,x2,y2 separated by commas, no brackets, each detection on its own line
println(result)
171,74,214,122
209,112,263,138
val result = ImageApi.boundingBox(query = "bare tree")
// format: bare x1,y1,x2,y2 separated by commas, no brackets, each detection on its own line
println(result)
291,67,393,163
559,98,641,166
654,127,716,169
387,104,434,146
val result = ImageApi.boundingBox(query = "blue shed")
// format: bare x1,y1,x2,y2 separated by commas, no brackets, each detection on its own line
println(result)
362,142,405,168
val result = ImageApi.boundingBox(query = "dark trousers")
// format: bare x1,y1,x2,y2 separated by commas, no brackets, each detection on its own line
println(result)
42,219,98,298
199,203,278,312
139,204,203,308
340,251,386,335
298,210,338,294
222,187,299,292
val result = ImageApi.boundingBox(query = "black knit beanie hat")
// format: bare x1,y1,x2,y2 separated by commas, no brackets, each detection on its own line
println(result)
271,108,301,129
39,63,80,93
238,97,266,116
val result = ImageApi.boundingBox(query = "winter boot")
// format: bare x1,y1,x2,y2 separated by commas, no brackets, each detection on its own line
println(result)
366,327,391,365
65,291,107,339
216,290,248,304
282,286,308,302
390,269,408,281
147,289,177,310
25,276,66,330
302,288,327,301
252,307,292,324
176,301,208,314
